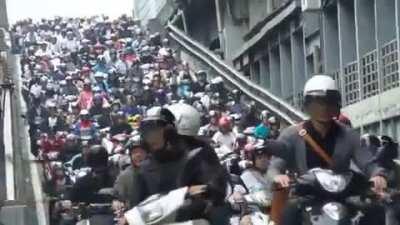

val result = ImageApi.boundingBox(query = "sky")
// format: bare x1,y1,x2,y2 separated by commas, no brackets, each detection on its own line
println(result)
6,0,134,24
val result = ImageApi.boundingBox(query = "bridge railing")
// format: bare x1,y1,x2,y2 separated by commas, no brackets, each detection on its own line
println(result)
167,24,307,125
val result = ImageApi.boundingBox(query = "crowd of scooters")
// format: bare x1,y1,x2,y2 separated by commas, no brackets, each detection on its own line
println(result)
9,14,400,225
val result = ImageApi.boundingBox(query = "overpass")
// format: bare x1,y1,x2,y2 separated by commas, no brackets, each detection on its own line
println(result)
167,23,307,126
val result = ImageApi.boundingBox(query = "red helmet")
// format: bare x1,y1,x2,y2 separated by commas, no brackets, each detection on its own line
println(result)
218,116,231,129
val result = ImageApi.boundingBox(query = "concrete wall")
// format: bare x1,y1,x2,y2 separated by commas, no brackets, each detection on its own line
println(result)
342,86,400,138
185,0,219,49
219,0,249,63
248,0,268,29
134,0,167,25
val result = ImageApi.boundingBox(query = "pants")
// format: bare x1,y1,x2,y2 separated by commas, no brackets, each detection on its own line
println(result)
281,198,385,225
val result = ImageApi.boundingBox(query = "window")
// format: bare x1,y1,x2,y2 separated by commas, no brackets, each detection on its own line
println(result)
381,40,399,91
361,50,379,99
343,61,359,105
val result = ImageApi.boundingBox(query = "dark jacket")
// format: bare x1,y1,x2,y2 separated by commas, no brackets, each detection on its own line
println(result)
133,136,228,221
110,123,133,136
39,116,66,134
69,169,115,203
268,122,385,178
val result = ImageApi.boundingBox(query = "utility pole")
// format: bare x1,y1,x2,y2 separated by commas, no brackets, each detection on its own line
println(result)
132,0,138,19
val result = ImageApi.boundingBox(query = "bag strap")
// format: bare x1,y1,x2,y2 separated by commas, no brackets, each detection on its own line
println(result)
297,123,334,167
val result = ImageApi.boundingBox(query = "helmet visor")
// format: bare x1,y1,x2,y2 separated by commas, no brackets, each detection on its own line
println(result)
140,120,167,137
305,90,341,106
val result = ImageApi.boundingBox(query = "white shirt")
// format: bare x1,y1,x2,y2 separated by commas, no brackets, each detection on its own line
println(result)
212,131,236,153
30,84,42,98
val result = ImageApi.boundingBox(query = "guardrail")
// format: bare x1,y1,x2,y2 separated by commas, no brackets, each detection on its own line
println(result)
0,27,14,202
166,24,307,125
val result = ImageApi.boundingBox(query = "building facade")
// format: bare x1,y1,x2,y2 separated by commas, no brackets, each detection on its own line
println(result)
137,0,400,139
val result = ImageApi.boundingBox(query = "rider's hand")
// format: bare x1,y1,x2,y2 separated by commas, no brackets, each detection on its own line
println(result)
117,216,128,225
273,174,291,188
188,185,207,197
232,191,245,203
370,175,387,196
112,200,125,215
240,215,253,225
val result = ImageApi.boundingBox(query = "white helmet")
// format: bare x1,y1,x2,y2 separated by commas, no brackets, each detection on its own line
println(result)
303,75,338,97
303,75,341,107
260,110,270,120
168,103,201,136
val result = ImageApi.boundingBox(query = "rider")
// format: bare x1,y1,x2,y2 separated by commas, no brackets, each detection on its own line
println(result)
253,110,271,140
198,110,220,138
240,141,282,212
113,139,147,208
62,75,79,96
123,105,227,223
269,75,387,225
213,116,237,154
267,116,280,139
109,111,133,136
73,110,97,142
69,145,115,203
240,101,260,130
77,79,94,110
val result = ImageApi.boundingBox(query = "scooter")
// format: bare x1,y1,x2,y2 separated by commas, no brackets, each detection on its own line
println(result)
54,189,115,225
63,154,91,184
123,186,211,225
276,168,382,225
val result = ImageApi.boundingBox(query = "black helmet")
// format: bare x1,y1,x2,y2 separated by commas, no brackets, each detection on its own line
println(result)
251,140,283,159
86,145,108,169
126,136,143,154
139,107,175,134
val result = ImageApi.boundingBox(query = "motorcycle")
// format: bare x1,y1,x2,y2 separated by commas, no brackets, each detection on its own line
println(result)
53,189,116,225
124,186,211,225
219,152,242,176
38,132,67,182
275,168,382,225
63,153,91,184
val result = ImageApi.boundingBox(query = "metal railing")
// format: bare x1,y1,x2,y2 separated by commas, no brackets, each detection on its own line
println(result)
167,24,307,125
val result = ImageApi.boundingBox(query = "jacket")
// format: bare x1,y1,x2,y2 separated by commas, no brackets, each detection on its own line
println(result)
113,165,139,208
268,122,385,178
133,136,228,222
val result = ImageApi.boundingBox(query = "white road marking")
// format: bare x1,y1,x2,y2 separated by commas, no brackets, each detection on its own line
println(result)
3,88,15,201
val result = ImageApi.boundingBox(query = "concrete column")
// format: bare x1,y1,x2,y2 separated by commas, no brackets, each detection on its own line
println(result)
260,55,270,89
280,37,293,101
215,0,226,55
397,0,400,91
337,0,358,105
375,0,397,134
269,45,282,97
322,6,340,73
0,0,8,29
291,26,306,107
355,0,376,100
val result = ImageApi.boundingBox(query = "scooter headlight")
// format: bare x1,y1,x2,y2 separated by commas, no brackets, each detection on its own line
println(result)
313,168,352,193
